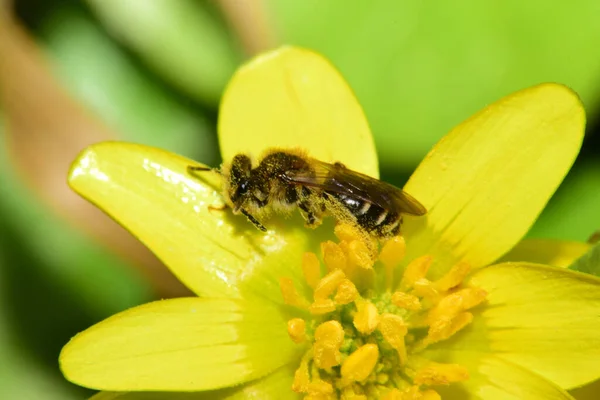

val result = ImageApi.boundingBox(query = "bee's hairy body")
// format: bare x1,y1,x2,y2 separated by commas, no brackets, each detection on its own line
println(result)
190,149,426,239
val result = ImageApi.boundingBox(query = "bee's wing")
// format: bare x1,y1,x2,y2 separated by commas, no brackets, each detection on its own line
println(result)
283,159,427,216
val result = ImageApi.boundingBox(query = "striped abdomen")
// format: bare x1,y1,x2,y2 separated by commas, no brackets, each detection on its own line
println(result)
328,192,401,237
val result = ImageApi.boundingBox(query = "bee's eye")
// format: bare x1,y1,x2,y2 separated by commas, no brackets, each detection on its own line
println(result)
238,181,249,194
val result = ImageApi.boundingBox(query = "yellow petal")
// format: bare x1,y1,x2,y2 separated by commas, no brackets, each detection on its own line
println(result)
403,84,584,278
499,239,590,268
440,263,600,389
69,142,326,300
60,298,298,391
89,365,297,400
433,354,573,400
219,46,378,177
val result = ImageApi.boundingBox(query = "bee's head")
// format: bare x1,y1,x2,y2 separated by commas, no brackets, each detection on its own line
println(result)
224,154,253,212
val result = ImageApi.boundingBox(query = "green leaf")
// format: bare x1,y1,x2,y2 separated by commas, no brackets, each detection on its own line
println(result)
267,0,600,169
39,5,218,164
569,242,600,276
85,0,242,105
528,160,600,242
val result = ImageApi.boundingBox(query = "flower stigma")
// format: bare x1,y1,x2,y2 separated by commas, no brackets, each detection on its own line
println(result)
281,224,486,399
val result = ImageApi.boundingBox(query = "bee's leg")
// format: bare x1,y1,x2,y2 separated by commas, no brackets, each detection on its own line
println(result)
241,209,267,232
298,202,321,228
208,204,227,211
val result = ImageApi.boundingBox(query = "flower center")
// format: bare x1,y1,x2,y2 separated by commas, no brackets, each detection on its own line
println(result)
280,224,487,399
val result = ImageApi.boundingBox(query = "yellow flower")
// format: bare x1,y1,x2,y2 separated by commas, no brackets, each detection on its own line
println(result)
59,47,600,399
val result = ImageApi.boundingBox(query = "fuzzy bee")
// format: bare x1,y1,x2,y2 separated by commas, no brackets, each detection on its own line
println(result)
188,149,426,238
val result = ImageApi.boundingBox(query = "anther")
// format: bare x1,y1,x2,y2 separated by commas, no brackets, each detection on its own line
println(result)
433,261,471,292
341,344,380,385
321,241,348,271
379,236,406,288
348,240,374,269
353,299,380,334
391,291,421,311
279,278,308,308
400,255,433,290
287,318,307,343
378,313,408,364
334,279,359,305
302,252,321,288
314,269,346,300
309,298,337,315
313,321,344,369
413,362,469,385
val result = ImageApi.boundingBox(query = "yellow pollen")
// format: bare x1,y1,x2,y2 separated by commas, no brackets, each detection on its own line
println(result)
334,279,359,305
400,255,433,290
341,344,379,385
347,239,374,269
334,223,364,242
309,298,337,315
433,261,471,291
321,240,347,271
285,233,488,397
379,236,406,288
313,321,344,369
378,313,408,364
353,299,380,334
279,277,308,308
413,362,469,385
302,252,322,289
314,269,346,300
287,318,307,343
391,291,421,310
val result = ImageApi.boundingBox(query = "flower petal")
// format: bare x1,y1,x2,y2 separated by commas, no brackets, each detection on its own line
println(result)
432,354,573,400
219,46,378,177
89,365,297,400
69,142,326,299
60,298,299,391
403,84,585,277
499,239,590,268
439,263,600,389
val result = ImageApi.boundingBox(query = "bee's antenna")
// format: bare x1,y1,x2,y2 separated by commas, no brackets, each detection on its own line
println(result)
187,165,212,172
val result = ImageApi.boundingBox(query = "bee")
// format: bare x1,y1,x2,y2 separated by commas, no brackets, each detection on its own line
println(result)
188,149,426,238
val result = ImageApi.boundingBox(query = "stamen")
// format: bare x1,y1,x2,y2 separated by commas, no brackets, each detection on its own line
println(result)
313,320,344,369
321,240,348,271
292,353,311,393
424,311,474,346
391,291,421,311
307,379,334,396
379,236,406,289
348,239,374,270
378,313,408,364
334,223,364,242
400,255,433,290
413,362,469,385
309,298,337,315
428,288,487,323
279,278,308,308
341,344,379,385
353,299,380,334
314,269,346,300
302,252,321,288
334,279,359,305
287,318,307,343
433,261,471,291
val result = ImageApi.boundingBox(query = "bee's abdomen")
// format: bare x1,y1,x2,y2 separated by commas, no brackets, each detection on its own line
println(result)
329,192,400,237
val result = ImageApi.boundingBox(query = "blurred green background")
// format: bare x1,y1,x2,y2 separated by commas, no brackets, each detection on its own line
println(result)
1,0,599,398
